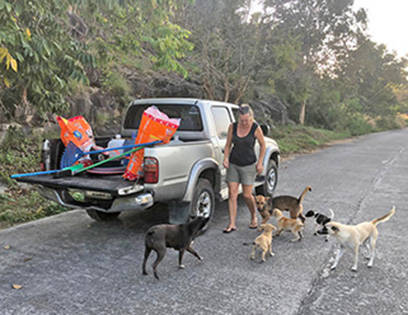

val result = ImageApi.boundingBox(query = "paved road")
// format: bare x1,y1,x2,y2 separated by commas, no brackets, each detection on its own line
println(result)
1,129,407,315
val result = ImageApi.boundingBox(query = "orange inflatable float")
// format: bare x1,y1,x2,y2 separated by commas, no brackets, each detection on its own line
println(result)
56,116,95,153
123,106,180,181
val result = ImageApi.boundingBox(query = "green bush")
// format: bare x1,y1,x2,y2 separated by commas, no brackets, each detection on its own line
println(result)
345,114,374,136
103,71,131,98
375,116,400,131
328,105,374,136
0,128,68,228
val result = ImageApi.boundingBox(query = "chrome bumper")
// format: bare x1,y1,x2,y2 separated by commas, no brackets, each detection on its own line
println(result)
39,187,154,213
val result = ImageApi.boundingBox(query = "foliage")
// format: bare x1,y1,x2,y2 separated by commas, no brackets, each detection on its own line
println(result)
0,189,67,227
0,0,193,121
0,0,93,119
79,0,193,77
102,70,131,99
0,127,43,184
0,127,67,227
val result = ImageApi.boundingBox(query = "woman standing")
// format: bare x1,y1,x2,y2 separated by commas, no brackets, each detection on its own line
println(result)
223,104,266,233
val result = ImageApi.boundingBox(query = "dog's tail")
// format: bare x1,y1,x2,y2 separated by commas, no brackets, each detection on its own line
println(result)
298,186,312,204
328,208,334,220
371,206,396,226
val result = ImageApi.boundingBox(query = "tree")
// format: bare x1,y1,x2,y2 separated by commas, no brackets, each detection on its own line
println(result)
262,0,367,123
0,0,194,121
335,38,408,117
0,0,92,120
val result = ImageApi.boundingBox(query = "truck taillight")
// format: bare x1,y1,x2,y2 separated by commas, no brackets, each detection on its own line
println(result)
143,157,158,183
41,139,50,171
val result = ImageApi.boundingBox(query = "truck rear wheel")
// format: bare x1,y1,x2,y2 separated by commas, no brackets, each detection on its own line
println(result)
168,178,215,230
191,178,215,220
86,209,120,221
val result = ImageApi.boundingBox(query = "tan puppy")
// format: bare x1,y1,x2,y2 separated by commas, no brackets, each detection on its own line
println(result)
272,209,304,242
255,195,273,226
250,224,276,262
320,206,395,272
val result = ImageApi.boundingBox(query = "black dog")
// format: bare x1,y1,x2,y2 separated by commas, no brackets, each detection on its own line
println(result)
142,216,209,280
305,209,334,241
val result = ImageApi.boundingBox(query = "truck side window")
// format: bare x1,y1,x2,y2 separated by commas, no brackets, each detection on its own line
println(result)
211,106,232,139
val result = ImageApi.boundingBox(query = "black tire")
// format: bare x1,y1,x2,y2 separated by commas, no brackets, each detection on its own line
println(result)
168,178,215,230
86,209,120,221
256,159,278,196
190,178,215,220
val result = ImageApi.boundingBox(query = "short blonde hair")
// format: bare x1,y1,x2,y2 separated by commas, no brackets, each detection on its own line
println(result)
239,104,254,118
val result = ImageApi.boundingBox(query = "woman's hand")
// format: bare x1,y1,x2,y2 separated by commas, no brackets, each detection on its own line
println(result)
223,158,229,169
256,162,264,175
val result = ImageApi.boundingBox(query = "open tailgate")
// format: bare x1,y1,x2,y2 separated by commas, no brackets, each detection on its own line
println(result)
15,174,141,196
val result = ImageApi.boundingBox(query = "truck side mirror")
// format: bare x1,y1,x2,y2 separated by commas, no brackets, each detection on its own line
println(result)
260,124,270,136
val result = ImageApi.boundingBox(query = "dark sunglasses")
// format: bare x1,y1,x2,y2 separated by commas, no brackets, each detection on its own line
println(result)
238,106,249,115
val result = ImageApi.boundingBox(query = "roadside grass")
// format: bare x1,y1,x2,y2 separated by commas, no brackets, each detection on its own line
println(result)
0,127,67,228
269,125,350,156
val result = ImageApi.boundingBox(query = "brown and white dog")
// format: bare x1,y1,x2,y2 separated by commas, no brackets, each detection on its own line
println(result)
250,223,276,262
268,186,312,223
318,206,395,272
255,195,273,227
272,209,304,242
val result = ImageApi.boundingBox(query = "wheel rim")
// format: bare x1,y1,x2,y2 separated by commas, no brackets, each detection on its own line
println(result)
195,190,212,218
266,167,277,193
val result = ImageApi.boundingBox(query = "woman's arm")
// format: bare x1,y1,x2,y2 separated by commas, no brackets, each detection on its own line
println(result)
255,126,266,174
223,124,233,168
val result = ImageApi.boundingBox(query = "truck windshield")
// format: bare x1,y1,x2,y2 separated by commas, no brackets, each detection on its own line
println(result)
124,104,203,131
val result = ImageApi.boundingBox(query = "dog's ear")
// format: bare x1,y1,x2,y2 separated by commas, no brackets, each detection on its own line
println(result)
322,218,331,225
305,210,314,217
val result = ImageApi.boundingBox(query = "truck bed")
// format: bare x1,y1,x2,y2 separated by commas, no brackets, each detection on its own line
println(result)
16,173,139,195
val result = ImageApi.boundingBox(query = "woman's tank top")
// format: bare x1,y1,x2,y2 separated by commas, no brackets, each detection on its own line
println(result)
229,122,258,166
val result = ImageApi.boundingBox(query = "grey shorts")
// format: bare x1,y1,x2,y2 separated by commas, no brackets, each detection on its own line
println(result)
226,162,257,186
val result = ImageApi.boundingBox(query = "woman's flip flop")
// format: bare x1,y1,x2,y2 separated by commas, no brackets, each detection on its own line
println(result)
223,227,237,233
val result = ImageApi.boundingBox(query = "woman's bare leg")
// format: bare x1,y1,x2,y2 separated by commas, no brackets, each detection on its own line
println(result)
242,184,257,227
226,181,240,230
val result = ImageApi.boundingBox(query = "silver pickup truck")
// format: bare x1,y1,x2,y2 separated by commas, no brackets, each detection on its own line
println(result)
15,98,280,225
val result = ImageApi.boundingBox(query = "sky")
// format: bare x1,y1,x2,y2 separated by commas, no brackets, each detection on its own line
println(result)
353,0,408,58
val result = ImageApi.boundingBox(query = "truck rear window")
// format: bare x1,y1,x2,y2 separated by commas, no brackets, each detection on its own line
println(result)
124,104,203,131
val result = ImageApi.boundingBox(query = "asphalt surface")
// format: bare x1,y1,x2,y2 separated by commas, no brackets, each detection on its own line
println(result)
1,128,407,315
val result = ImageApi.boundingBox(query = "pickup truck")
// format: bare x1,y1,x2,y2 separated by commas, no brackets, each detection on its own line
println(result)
15,98,280,225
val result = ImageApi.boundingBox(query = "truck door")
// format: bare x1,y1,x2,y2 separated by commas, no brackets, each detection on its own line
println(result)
210,106,233,198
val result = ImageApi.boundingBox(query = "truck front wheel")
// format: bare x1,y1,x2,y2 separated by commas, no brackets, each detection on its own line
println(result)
256,159,278,196
86,209,120,221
